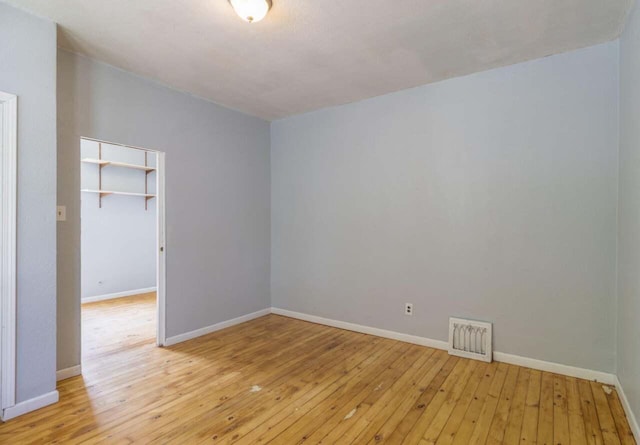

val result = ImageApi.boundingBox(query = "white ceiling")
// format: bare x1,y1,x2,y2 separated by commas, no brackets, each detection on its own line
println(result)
5,0,634,120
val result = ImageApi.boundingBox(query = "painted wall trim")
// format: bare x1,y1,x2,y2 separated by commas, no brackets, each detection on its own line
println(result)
492,351,615,384
1,390,58,421
164,308,271,346
81,287,157,304
156,151,166,347
56,365,82,382
615,376,640,441
270,307,449,350
0,91,17,411
270,307,617,385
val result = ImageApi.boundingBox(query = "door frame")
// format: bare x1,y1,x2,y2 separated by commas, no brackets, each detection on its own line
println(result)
80,137,167,346
156,151,166,346
0,91,18,416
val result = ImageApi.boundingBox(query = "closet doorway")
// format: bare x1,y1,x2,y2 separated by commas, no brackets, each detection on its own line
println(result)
80,138,166,366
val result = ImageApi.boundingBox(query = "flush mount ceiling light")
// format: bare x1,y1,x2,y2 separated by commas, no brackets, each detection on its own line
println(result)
228,0,272,23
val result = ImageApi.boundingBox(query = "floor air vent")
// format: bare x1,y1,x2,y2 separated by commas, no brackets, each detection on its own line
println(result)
448,317,493,362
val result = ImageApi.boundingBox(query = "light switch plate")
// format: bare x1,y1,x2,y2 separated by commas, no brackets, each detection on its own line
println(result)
57,206,66,221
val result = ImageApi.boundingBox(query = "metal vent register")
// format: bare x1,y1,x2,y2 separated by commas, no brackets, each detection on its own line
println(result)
448,317,493,362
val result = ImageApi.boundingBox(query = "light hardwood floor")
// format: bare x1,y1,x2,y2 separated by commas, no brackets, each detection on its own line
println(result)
0,294,635,444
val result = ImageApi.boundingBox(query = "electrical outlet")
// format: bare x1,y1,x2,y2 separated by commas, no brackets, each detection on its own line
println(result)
405,303,413,316
56,206,66,221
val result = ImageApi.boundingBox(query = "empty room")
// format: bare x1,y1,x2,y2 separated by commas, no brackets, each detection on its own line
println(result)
0,0,638,444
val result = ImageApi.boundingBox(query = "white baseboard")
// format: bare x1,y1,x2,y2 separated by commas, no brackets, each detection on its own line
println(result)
615,376,640,441
271,307,617,385
271,308,449,350
2,390,59,421
493,351,615,384
56,365,82,381
164,308,271,347
82,287,157,304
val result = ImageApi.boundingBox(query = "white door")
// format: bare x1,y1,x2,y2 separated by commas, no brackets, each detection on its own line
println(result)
0,91,18,417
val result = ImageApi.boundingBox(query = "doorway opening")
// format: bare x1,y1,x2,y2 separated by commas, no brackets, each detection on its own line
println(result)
80,138,166,369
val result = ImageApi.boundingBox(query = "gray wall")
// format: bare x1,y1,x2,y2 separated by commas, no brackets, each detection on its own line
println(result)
58,50,270,370
272,42,619,373
81,139,156,299
618,0,640,427
0,2,57,402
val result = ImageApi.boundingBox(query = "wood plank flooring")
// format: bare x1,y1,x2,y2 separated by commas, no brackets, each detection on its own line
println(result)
0,294,635,444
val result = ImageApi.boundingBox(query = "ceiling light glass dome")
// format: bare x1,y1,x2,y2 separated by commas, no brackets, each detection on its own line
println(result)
229,0,271,23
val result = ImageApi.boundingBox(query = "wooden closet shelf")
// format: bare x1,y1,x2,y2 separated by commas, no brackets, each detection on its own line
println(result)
81,189,156,200
82,158,156,172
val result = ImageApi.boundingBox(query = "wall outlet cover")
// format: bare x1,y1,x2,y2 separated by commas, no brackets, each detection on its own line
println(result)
405,303,413,316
